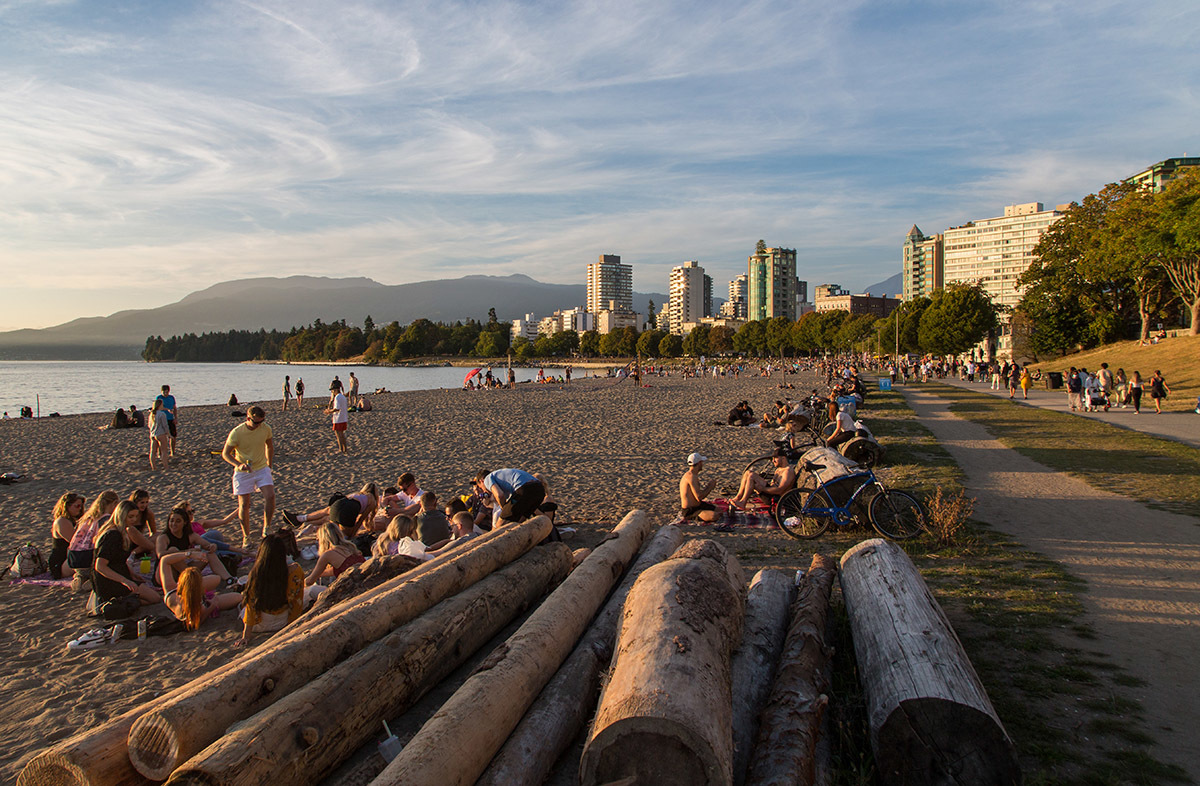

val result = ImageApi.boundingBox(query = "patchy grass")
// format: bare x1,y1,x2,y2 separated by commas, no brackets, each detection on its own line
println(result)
922,382,1200,519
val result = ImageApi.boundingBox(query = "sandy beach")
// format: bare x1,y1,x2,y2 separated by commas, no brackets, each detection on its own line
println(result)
0,371,807,783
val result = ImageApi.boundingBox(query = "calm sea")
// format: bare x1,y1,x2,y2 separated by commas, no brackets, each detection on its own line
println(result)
0,362,551,417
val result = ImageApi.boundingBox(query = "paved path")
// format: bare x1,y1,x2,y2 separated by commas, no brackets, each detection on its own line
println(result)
901,386,1200,780
896,376,1200,449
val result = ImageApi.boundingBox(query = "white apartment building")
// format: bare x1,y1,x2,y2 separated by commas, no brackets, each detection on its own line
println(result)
720,274,748,320
668,260,706,335
510,313,539,344
586,254,633,313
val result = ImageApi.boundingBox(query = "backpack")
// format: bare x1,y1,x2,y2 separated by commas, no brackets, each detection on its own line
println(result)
2,543,48,579
99,595,142,621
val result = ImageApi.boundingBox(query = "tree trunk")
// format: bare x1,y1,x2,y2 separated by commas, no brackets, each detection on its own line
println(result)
744,554,837,786
477,524,685,786
370,510,654,786
306,553,422,617
17,706,152,786
839,539,1020,786
731,570,797,786
127,515,553,780
579,539,745,786
1191,298,1200,336
165,544,572,786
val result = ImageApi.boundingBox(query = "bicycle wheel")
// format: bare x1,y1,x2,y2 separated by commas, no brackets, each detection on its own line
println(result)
775,487,831,539
868,490,927,540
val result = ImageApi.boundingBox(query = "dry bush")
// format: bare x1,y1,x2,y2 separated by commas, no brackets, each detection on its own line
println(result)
925,486,974,546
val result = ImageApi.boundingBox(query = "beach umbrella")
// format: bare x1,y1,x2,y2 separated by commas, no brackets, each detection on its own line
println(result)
464,367,482,385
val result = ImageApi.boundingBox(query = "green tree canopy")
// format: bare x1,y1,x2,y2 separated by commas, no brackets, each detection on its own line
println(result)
918,284,999,356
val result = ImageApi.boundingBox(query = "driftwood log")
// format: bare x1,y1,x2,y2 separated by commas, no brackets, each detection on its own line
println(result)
305,553,422,616
17,705,152,786
579,539,746,786
369,509,654,786
477,524,685,786
165,543,573,786
126,515,553,780
744,553,838,786
840,539,1020,786
731,569,797,786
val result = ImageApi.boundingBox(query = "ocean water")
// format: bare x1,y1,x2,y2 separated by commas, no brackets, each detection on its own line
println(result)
0,361,554,417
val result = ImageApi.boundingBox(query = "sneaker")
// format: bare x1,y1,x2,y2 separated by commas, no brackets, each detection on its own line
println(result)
281,510,302,528
67,628,111,652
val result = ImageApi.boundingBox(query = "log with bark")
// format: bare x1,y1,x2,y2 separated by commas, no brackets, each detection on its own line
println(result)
731,569,797,786
744,553,837,786
305,553,422,617
164,543,572,786
369,509,654,786
477,524,685,786
579,538,746,786
839,539,1020,786
17,705,152,786
126,515,553,781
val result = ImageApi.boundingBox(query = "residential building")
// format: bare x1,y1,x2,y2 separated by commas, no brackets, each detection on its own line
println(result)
812,284,847,305
596,302,643,334
510,313,539,344
537,315,561,336
720,275,748,319
703,274,713,318
586,254,633,313
747,245,797,321
1124,157,1200,192
814,292,900,317
679,316,746,335
902,225,944,301
669,261,707,335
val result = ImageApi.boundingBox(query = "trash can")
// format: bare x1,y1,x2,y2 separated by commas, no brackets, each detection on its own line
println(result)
1046,371,1063,390
878,378,892,391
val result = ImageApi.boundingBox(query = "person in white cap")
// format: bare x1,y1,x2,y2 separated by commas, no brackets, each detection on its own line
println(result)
679,452,719,522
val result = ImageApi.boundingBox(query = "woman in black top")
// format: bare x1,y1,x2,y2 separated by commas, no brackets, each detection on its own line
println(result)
49,492,85,579
156,507,236,588
93,501,162,605
1149,370,1171,414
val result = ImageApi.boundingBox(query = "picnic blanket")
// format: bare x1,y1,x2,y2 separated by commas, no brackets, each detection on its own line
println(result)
10,572,71,587
672,498,779,531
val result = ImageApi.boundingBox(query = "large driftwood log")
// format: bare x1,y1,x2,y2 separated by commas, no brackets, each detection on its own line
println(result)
478,524,685,786
744,553,838,786
840,539,1020,786
579,538,746,786
126,515,552,780
17,706,151,786
731,569,797,786
369,509,654,786
165,544,572,786
305,553,422,616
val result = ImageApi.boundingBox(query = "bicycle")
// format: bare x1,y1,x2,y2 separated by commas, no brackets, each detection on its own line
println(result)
774,460,926,540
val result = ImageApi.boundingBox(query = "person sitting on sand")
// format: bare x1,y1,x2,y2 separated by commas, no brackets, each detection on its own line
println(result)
92,501,163,607
304,524,365,590
727,401,755,426
128,404,144,428
415,491,452,547
49,492,85,580
679,452,719,523
237,534,305,647
729,449,796,509
450,511,481,541
158,556,242,631
109,408,130,429
371,515,432,560
156,506,237,589
67,491,119,587
126,489,160,561
285,483,379,539
174,500,244,558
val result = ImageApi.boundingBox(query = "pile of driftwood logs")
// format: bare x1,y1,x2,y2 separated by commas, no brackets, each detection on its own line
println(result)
19,514,1020,786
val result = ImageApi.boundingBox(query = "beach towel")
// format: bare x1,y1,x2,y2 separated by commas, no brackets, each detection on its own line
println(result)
673,498,779,531
9,572,72,587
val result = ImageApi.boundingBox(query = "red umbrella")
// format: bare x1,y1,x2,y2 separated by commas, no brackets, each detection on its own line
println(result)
463,367,482,385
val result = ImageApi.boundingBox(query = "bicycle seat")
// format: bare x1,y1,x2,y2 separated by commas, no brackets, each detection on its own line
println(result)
804,461,827,473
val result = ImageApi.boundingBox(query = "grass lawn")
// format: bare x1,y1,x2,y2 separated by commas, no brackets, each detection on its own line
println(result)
922,382,1200,520
1027,334,1200,413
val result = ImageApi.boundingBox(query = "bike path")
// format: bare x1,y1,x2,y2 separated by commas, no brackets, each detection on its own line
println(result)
901,385,1200,780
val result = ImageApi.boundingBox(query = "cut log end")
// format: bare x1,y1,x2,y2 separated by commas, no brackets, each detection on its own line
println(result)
876,698,1021,786
127,712,183,781
583,719,726,786
16,758,86,786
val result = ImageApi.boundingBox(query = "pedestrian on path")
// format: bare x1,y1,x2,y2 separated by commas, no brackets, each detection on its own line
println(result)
1129,371,1144,414
1150,370,1171,414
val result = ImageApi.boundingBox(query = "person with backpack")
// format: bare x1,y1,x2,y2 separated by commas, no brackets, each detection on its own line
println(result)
67,491,119,589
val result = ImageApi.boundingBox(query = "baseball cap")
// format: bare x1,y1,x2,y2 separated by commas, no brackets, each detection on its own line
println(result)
687,452,707,465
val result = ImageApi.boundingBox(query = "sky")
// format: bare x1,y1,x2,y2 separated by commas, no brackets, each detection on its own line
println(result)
2,0,1198,330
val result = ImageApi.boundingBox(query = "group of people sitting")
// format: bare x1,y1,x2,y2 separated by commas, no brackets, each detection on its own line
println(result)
103,406,145,429
48,467,558,647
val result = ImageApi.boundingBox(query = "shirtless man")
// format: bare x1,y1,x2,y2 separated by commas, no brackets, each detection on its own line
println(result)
730,449,796,509
679,452,719,522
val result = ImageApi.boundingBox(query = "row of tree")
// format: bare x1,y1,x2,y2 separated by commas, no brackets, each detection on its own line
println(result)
1016,168,1200,356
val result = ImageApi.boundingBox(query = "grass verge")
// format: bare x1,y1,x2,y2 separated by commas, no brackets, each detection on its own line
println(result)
1027,335,1199,412
921,382,1200,520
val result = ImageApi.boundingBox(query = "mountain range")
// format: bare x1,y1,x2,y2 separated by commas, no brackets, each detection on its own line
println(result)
0,274,669,360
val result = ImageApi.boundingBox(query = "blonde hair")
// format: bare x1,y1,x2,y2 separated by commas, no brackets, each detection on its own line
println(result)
451,512,474,536
97,499,139,551
372,515,415,557
81,491,119,527
176,567,206,631
317,523,352,555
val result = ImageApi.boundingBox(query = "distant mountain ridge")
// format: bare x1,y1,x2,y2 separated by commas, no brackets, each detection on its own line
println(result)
862,272,903,298
0,274,668,360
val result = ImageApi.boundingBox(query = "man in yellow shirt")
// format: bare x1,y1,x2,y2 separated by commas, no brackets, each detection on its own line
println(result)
222,405,276,547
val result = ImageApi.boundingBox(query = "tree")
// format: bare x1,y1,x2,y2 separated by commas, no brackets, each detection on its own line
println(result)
709,326,734,356
1154,168,1200,335
474,331,502,357
764,317,793,356
658,333,683,358
835,314,877,351
637,329,665,358
487,307,499,328
579,330,601,357
733,320,766,355
876,298,929,356
918,284,999,356
681,324,711,357
647,300,657,331
755,239,767,255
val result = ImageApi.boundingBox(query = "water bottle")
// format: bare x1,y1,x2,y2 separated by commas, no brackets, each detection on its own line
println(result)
140,555,152,575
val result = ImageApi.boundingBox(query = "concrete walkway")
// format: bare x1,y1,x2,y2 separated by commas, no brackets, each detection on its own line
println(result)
898,376,1200,450
901,385,1200,780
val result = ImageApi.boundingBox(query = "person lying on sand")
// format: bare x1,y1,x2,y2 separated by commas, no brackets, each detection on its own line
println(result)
284,483,379,539
679,452,719,523
156,506,237,590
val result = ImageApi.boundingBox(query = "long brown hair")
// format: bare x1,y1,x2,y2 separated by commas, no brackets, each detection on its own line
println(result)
245,534,289,612
129,489,157,535
52,492,84,522
176,567,206,631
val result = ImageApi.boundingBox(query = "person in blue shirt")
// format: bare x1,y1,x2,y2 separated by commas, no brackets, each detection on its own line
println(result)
155,384,178,457
472,468,546,526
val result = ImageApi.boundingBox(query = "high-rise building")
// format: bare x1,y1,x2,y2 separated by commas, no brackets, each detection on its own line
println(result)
586,254,633,314
747,245,797,321
902,225,944,301
1124,157,1200,192
720,274,748,319
703,274,713,318
668,260,706,335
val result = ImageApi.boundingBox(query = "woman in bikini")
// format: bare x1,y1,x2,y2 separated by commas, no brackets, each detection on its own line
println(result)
158,554,242,631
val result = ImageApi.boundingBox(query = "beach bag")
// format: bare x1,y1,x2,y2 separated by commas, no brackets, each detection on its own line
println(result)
4,543,48,579
99,595,141,621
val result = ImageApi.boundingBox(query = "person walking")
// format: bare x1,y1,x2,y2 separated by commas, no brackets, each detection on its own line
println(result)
282,375,292,412
295,377,305,409
155,384,179,457
221,405,276,547
1129,371,1144,415
149,399,170,470
1149,370,1171,414
1019,367,1031,399
324,387,349,454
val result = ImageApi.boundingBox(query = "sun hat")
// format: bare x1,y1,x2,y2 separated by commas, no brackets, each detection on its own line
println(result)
687,452,707,465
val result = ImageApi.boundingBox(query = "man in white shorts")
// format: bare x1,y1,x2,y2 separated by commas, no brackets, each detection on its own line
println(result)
222,405,276,546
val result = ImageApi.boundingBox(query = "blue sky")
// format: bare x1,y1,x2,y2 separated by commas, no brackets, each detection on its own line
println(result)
1,0,1197,329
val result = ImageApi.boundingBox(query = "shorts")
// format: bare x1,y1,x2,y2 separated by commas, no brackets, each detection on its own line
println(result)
333,421,347,432
500,481,546,522
167,420,177,438
680,501,716,519
232,466,274,496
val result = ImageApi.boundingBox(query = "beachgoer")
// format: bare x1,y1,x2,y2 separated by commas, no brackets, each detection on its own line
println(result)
285,483,379,538
92,501,162,606
415,491,452,546
1019,367,1031,399
1066,368,1082,411
1114,368,1129,407
329,375,343,405
1149,370,1170,414
324,388,349,454
371,515,430,560
222,405,276,546
348,372,359,398
473,468,546,526
382,473,424,519
149,399,170,470
128,405,144,428
49,492,85,580
110,408,130,429
679,452,719,522
158,558,242,631
155,384,178,457
295,378,305,409
282,375,292,411
1008,364,1021,399
236,534,305,647
67,491,119,586
156,506,236,588
1129,371,1144,414
730,448,796,509
304,523,366,590
825,405,857,450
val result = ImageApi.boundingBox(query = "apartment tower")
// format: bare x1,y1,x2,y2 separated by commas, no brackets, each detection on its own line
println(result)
902,225,944,301
747,244,797,321
586,254,633,314
668,260,706,335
